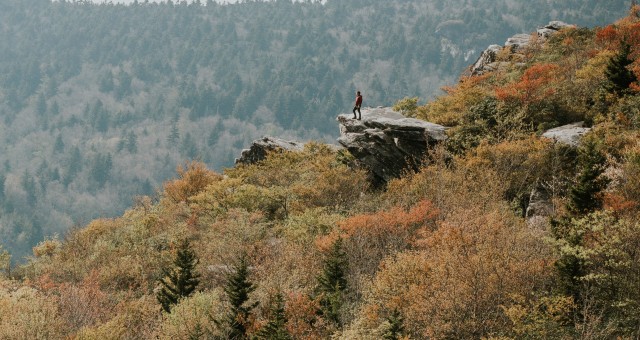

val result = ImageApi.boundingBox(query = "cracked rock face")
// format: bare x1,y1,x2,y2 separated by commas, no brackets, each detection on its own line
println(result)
337,107,447,186
235,136,305,165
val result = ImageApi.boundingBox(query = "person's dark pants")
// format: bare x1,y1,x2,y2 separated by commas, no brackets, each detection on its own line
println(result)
352,105,361,119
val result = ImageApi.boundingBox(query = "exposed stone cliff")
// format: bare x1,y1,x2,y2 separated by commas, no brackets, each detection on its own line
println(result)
336,107,447,186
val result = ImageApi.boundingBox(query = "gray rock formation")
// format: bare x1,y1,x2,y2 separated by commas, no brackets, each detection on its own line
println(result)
235,136,305,165
542,122,590,147
526,185,555,220
505,33,532,51
469,44,503,76
337,107,447,186
527,120,589,226
470,21,573,76
537,21,573,39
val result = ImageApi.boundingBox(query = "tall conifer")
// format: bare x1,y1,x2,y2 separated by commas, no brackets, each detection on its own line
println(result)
605,41,637,95
156,239,200,313
316,238,348,326
255,292,291,340
568,138,609,215
222,253,258,339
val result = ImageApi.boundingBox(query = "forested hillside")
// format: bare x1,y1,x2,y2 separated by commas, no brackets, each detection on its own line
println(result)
1,4,640,339
0,0,630,260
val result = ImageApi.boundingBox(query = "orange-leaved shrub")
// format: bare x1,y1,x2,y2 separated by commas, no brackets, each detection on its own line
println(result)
163,161,222,204
346,204,553,339
316,200,439,290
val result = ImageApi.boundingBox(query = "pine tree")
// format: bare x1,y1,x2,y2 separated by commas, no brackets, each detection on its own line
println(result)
53,134,64,153
0,173,5,201
552,218,586,306
554,138,609,309
222,253,258,339
568,138,609,215
605,41,637,95
156,239,200,313
383,309,405,340
168,123,180,146
255,292,291,340
316,238,348,326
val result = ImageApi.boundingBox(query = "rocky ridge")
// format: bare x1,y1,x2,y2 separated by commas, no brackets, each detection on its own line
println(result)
470,21,574,76
237,21,581,187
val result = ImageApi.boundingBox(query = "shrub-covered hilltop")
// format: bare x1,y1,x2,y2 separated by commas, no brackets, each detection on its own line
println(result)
3,8,640,340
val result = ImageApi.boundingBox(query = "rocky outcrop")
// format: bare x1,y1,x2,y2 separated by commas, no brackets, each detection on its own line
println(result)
542,122,590,147
537,21,574,39
470,21,573,76
505,33,532,51
526,185,555,223
235,136,305,165
526,120,589,225
469,44,503,76
235,108,447,187
337,107,447,186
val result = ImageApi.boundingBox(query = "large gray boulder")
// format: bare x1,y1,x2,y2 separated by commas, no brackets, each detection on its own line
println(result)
542,122,590,147
235,136,305,165
537,21,573,39
505,33,532,51
337,107,447,186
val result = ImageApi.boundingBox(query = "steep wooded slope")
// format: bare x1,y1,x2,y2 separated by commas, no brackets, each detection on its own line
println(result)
2,8,640,338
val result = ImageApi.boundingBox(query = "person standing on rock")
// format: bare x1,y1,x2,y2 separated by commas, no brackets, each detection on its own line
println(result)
353,91,363,120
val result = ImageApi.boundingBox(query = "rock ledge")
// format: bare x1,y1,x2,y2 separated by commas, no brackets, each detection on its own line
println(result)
235,136,305,165
337,107,447,186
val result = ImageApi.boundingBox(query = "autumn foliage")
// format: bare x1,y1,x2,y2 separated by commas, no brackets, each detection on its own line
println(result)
3,9,640,340
495,63,560,106
163,161,222,204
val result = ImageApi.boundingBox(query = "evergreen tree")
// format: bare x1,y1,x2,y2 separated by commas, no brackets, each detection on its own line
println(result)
605,41,637,95
383,309,405,340
0,173,5,201
222,253,258,339
568,138,609,215
63,146,82,188
168,124,180,146
316,238,348,326
551,216,586,306
53,134,64,153
255,292,291,340
21,170,37,207
90,153,113,189
156,239,200,313
554,138,609,310
126,131,138,153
